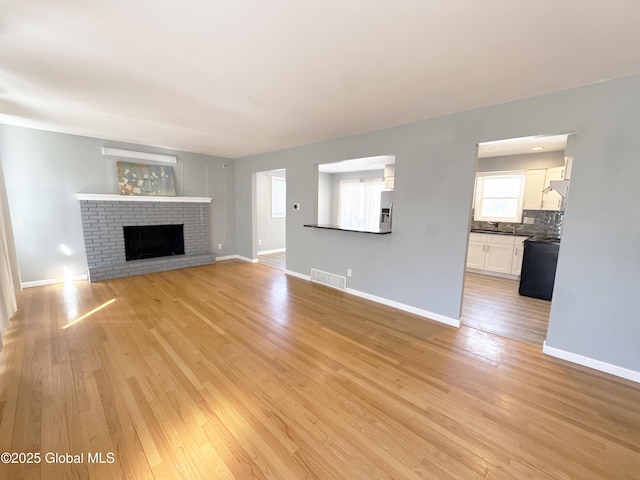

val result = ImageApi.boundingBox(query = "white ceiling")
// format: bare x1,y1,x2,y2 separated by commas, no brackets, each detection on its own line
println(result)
1,1,640,159
477,134,569,158
318,155,394,173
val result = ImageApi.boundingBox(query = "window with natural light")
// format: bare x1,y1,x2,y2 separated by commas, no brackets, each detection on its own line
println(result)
474,173,525,222
338,178,384,231
271,176,286,218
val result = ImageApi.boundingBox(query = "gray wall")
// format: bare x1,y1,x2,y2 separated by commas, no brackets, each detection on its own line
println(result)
477,151,565,172
0,124,235,283
234,74,640,374
256,169,286,252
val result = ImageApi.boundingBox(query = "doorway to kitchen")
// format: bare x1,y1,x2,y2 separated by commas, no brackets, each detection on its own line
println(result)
462,133,574,345
254,169,286,271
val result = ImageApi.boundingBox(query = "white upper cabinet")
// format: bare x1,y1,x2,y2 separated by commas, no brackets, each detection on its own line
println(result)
541,166,565,210
523,169,546,210
523,166,566,211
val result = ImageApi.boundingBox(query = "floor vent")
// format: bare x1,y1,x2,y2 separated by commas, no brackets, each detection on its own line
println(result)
310,269,347,292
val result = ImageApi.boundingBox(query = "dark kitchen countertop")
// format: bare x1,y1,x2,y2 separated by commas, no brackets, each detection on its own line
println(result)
304,223,392,234
470,229,527,236
470,229,562,243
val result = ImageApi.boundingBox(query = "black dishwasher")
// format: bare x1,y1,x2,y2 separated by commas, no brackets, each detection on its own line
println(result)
519,237,560,300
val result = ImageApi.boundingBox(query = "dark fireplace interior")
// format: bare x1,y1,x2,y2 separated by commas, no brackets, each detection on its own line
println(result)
123,224,185,261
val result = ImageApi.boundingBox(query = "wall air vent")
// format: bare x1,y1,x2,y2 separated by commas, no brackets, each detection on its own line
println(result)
310,269,347,292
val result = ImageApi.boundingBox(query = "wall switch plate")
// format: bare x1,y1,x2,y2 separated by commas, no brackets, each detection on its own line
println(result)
218,244,222,249
523,217,535,224
258,240,262,246
347,269,352,277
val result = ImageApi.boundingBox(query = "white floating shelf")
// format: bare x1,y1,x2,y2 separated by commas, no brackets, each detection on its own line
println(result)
74,193,212,203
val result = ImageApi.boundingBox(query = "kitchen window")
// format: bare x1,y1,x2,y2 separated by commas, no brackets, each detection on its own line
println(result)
338,177,384,231
474,172,525,223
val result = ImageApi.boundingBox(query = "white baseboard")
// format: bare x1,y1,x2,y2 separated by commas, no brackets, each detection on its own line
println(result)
215,255,258,263
285,270,310,281
258,248,286,255
283,269,460,328
22,274,88,288
543,341,640,384
215,255,239,261
346,287,461,328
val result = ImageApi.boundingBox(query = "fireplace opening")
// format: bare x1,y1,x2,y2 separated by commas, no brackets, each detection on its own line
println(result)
123,224,185,261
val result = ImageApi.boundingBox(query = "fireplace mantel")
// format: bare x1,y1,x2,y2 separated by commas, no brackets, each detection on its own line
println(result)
74,193,212,203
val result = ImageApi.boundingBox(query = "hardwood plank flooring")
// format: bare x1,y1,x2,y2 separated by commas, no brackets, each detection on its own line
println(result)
258,251,286,271
1,261,639,479
462,272,550,345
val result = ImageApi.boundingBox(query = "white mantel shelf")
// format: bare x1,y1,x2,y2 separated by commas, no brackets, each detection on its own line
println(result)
75,193,212,203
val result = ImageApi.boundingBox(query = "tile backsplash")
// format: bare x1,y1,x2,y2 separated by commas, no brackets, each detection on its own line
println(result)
471,210,564,238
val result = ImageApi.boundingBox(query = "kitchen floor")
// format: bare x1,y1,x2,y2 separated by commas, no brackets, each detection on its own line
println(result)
462,272,550,345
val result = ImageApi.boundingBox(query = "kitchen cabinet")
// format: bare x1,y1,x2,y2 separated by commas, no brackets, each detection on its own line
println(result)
523,166,565,211
483,235,516,274
541,166,564,210
467,233,529,277
511,237,526,275
467,235,486,269
523,169,546,209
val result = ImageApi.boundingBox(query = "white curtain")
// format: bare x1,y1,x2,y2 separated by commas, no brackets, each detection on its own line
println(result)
0,161,21,350
338,177,384,231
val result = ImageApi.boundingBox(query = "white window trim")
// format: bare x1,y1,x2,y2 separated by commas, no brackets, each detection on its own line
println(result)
473,171,525,223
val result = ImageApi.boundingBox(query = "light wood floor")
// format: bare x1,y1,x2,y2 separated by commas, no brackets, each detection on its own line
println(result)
462,272,550,345
258,251,286,271
1,261,639,479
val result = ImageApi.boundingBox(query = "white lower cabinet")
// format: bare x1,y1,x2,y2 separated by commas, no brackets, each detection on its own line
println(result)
467,233,529,277
466,238,486,270
484,239,514,274
511,237,526,276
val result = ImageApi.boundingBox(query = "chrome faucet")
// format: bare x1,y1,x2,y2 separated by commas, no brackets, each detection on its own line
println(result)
487,221,499,231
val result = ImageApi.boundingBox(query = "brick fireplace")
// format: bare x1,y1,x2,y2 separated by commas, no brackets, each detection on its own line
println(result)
75,194,215,281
